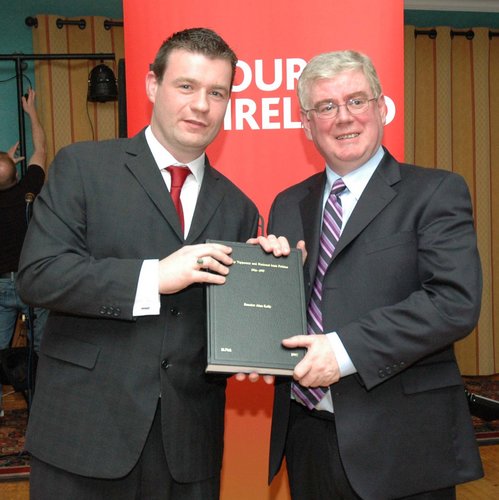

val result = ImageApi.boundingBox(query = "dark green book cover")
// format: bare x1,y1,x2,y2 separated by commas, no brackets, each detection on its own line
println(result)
206,240,306,375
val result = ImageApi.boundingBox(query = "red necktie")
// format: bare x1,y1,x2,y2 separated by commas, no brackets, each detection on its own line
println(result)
166,166,191,232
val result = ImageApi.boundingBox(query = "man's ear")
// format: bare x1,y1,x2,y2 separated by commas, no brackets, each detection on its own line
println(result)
300,110,313,140
145,71,159,104
377,94,388,124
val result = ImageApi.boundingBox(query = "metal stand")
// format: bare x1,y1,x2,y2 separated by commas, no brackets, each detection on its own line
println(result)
0,52,115,176
24,198,35,412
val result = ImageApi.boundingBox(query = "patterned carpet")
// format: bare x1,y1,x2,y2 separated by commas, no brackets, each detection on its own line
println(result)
0,408,29,479
0,376,497,479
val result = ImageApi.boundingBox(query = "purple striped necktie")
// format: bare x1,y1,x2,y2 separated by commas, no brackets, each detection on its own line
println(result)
292,178,346,409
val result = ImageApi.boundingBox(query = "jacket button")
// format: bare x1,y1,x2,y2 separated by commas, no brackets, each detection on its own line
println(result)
378,369,385,378
170,307,180,316
161,359,170,370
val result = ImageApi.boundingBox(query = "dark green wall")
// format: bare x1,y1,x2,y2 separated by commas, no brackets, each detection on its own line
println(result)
405,9,499,28
0,0,122,155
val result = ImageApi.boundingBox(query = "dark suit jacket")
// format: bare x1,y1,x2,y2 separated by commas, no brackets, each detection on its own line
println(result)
17,130,259,482
268,149,483,499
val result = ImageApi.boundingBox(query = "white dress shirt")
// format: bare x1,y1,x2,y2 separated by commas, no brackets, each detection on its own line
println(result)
313,146,384,412
132,126,205,317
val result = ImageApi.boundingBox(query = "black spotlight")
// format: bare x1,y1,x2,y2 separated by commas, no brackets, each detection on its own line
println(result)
87,63,118,102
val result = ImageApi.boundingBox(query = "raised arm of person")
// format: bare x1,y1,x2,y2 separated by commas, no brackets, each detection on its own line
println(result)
22,88,46,171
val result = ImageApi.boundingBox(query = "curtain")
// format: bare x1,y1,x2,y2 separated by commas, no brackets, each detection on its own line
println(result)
405,26,499,375
31,15,124,167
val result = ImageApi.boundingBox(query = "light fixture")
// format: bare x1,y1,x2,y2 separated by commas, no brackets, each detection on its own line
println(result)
87,63,118,102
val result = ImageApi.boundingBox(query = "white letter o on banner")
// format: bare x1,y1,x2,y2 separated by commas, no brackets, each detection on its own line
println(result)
384,95,396,125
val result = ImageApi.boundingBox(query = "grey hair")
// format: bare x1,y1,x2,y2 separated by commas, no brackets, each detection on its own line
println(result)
298,50,382,109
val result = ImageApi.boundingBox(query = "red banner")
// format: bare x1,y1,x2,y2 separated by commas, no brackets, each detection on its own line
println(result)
123,1,404,497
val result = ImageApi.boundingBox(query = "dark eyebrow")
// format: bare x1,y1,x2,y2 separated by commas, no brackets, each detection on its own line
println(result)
211,84,230,94
172,77,197,85
171,77,230,94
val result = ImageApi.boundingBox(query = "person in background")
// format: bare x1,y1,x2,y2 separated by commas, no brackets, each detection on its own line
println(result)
0,88,48,416
17,28,261,500
265,50,483,499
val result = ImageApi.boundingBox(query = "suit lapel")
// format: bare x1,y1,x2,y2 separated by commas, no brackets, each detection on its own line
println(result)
300,173,327,292
123,130,184,239
186,159,224,243
332,151,401,259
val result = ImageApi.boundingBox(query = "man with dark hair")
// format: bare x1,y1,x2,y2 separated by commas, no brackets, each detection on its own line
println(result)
0,89,48,415
17,28,259,499
265,50,482,499
150,27,238,85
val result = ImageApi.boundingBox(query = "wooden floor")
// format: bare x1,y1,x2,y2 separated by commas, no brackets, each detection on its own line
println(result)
1,389,498,499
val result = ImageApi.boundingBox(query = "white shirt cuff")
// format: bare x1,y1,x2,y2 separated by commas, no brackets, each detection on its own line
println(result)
326,332,357,377
132,260,161,316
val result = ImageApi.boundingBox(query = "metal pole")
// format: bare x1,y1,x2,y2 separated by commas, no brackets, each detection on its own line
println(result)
0,53,115,175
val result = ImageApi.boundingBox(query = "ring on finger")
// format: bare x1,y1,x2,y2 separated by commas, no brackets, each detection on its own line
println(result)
196,258,204,266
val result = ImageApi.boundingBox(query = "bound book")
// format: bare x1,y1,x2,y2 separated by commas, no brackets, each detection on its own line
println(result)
206,240,306,375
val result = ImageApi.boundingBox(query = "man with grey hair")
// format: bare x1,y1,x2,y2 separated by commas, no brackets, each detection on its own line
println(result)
266,50,483,499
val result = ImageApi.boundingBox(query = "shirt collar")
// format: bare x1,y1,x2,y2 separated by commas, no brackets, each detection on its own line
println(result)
325,146,384,200
145,125,205,184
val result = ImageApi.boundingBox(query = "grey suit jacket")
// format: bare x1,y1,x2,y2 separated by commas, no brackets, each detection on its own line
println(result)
17,129,259,482
268,149,483,499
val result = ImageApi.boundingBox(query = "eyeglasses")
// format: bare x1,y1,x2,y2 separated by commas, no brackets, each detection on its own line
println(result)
304,96,378,120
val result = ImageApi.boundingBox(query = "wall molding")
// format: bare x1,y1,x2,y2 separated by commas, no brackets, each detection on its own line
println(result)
405,0,499,12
